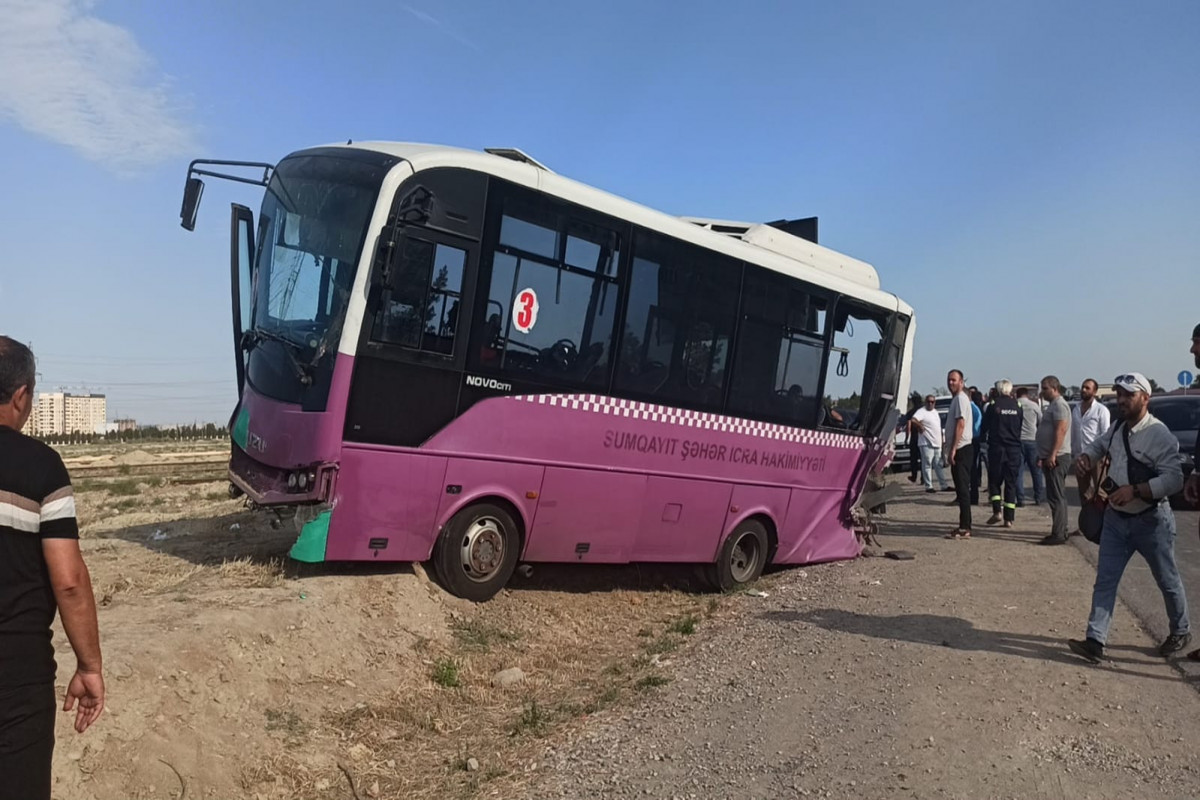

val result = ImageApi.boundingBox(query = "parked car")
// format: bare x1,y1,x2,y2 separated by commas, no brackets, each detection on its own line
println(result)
1154,396,1199,508
1102,395,1199,508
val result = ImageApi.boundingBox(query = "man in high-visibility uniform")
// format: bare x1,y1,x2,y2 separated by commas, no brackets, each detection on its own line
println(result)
985,379,1024,527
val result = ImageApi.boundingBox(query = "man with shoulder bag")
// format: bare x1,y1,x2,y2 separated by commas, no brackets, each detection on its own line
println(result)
1067,372,1189,663
1076,428,1116,544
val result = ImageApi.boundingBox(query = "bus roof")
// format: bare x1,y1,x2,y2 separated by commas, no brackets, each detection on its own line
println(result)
304,141,913,317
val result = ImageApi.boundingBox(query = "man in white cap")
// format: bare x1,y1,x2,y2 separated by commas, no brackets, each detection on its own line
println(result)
1068,371,1188,663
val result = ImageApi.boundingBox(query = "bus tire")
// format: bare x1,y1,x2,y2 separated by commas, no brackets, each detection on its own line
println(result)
707,519,768,593
432,502,521,602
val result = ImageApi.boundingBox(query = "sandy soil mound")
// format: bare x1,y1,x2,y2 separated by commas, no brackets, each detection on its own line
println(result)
113,449,159,466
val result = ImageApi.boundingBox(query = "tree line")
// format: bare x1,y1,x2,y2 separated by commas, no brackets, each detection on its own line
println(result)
36,423,229,446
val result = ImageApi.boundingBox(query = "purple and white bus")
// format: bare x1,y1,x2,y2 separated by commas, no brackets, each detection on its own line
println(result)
179,143,914,601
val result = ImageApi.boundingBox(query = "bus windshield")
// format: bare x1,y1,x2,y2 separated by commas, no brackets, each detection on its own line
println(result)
247,154,383,406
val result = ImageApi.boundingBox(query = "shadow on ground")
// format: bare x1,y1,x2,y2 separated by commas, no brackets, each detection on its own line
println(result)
507,562,715,595
876,515,1049,544
769,607,1193,683
99,512,727,594
98,512,418,580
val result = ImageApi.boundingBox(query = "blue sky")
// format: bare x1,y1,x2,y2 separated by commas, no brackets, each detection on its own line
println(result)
1,0,1197,423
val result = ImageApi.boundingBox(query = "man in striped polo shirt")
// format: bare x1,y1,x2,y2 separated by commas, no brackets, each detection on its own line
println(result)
0,337,104,800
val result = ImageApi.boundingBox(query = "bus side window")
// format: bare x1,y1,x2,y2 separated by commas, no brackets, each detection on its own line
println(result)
422,244,466,354
615,233,739,411
371,239,467,356
728,267,827,428
477,205,621,387
821,303,887,431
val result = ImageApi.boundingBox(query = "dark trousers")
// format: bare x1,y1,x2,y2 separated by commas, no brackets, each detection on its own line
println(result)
970,443,983,504
909,441,920,481
1017,440,1046,504
1043,458,1072,539
952,444,974,530
988,445,1021,522
0,683,55,800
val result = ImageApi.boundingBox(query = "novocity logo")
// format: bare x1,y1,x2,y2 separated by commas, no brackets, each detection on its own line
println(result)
465,375,513,392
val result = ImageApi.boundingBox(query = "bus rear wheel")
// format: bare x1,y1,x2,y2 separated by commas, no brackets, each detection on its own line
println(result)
432,502,520,602
707,520,768,592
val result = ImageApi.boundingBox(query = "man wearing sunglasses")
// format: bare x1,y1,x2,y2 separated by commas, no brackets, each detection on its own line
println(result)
1068,372,1188,663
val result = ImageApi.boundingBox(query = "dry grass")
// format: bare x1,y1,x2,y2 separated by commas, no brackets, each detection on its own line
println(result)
216,557,288,588
450,617,519,651
306,586,729,800
95,556,285,606
95,564,205,605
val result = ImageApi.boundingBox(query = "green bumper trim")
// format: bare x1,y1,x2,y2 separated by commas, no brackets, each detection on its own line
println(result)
232,406,250,450
290,510,331,563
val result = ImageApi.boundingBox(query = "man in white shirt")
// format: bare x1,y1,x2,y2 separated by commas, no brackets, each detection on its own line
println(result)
1071,378,1111,486
912,395,949,492
1068,372,1188,663
944,370,974,538
1070,379,1112,539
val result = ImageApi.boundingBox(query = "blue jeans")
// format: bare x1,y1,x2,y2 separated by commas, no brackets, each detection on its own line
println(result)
919,443,949,489
1086,504,1189,644
1017,441,1045,504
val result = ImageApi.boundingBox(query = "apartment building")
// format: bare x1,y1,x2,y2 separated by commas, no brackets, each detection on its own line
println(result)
22,392,108,436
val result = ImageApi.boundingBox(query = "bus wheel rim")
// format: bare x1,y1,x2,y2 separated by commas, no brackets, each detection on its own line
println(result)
460,517,505,583
729,532,760,583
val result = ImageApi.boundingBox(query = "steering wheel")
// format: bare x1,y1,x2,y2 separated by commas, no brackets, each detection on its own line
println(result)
545,338,578,372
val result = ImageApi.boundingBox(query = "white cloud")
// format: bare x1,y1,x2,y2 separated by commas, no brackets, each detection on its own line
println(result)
400,4,479,51
0,0,197,172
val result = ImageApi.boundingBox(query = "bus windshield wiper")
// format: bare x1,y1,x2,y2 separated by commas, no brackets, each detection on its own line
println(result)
243,328,314,385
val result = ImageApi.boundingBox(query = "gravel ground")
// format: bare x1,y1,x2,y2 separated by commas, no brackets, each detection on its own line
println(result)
530,484,1200,800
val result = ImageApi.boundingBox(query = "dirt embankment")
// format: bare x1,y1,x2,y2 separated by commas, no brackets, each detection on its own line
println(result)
60,449,1199,800
55,454,723,800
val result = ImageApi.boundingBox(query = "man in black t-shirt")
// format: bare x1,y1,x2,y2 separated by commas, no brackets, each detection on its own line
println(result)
0,336,104,800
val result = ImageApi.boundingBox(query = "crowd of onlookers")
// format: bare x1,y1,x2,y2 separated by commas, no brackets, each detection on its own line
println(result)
903,373,1104,542
899,324,1200,666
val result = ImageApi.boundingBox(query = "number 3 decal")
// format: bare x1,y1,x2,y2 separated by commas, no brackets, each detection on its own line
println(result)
513,288,539,334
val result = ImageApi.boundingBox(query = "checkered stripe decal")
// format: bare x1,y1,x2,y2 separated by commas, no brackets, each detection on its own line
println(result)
510,394,864,450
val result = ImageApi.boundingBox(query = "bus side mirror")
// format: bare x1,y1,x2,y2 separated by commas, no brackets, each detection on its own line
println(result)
180,177,205,231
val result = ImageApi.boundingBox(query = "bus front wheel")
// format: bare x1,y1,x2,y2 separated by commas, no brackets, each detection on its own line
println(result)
432,503,521,602
707,520,768,592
